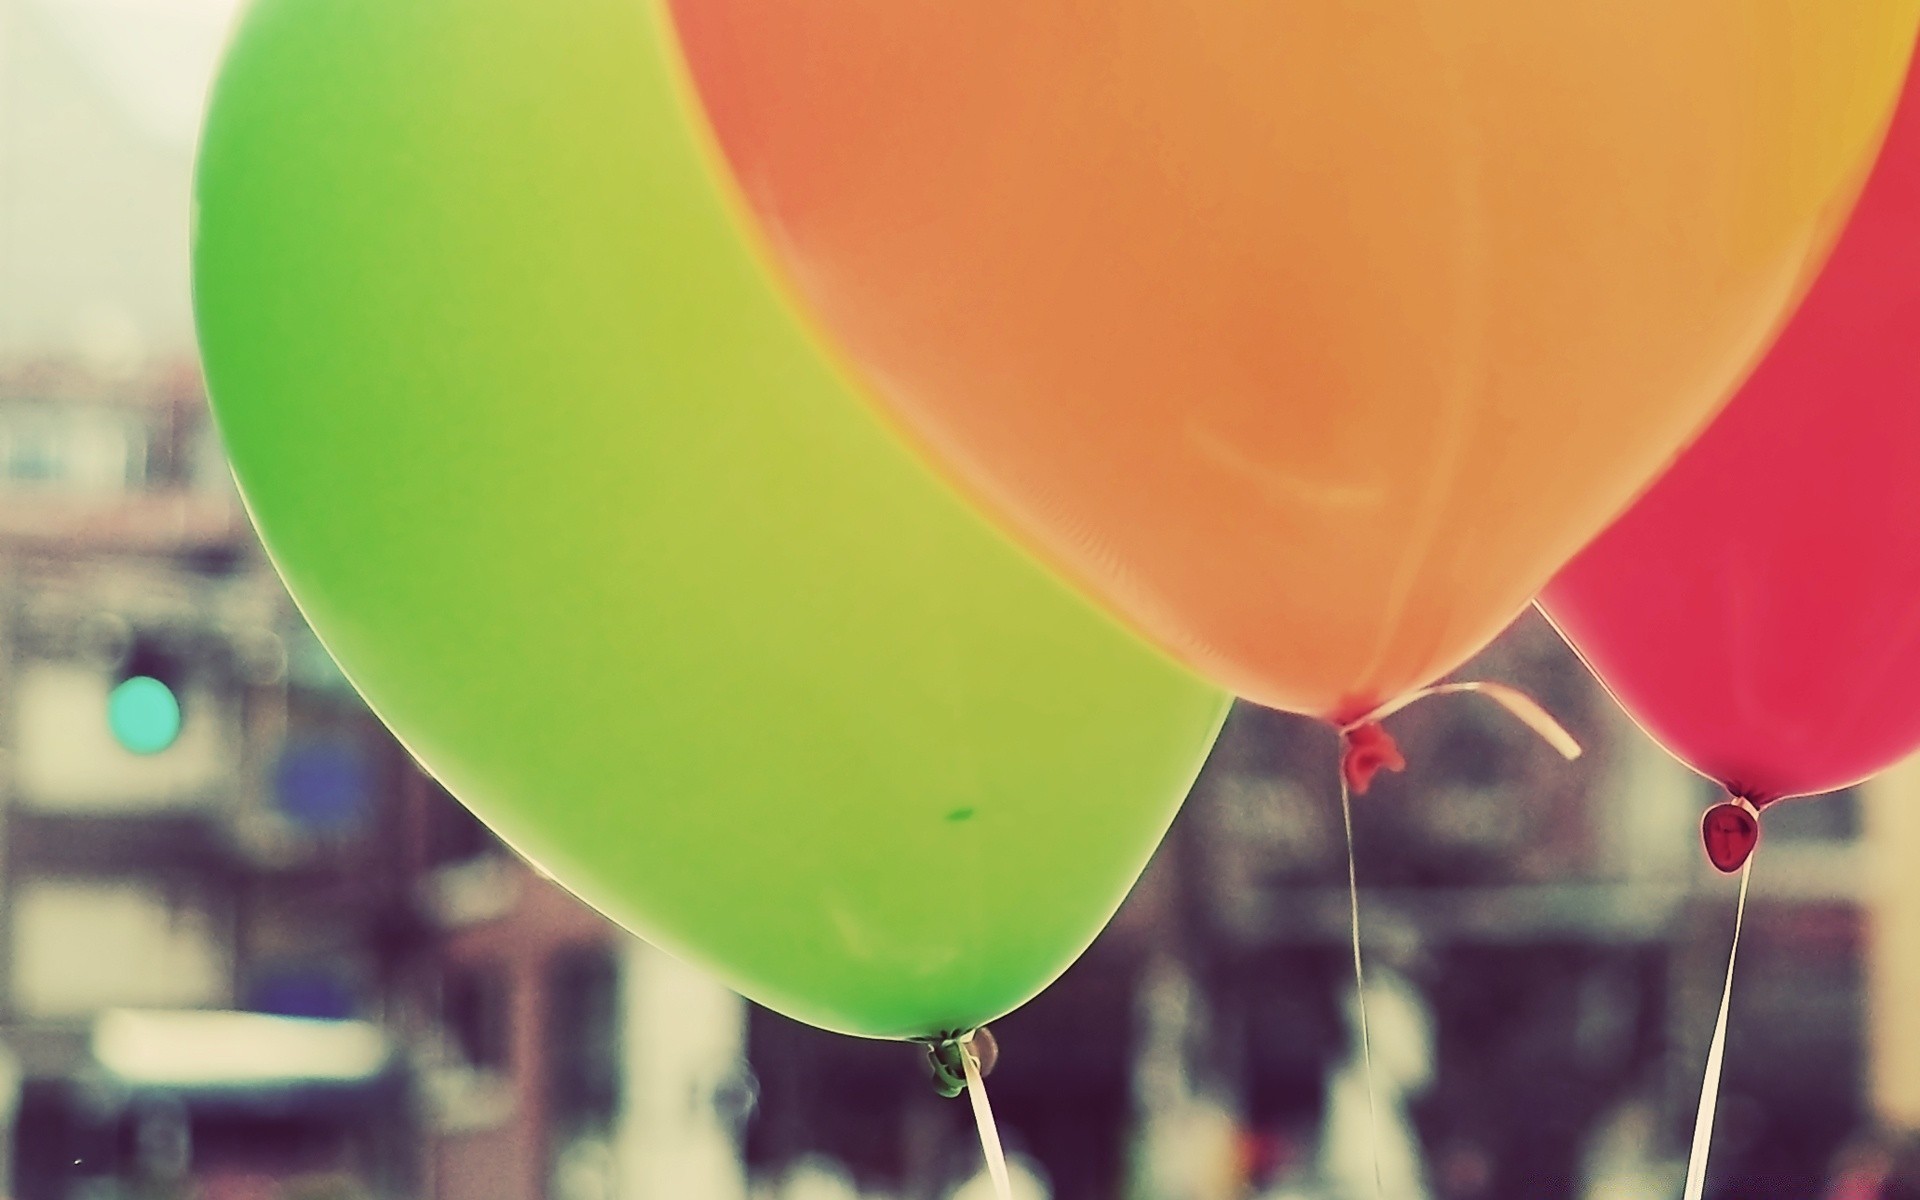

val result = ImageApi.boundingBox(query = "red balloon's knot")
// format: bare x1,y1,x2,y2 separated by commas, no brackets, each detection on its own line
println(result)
1341,722,1405,796
1701,800,1760,873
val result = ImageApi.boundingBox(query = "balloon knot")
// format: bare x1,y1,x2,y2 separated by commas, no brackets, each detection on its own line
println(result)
924,1026,998,1098
1701,797,1760,874
1340,721,1405,795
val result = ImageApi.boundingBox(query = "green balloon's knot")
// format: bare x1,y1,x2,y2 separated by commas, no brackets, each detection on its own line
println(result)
922,1025,998,1098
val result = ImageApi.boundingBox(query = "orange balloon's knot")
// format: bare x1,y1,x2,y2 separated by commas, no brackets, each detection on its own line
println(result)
1701,799,1759,874
922,1026,997,1098
1340,722,1405,796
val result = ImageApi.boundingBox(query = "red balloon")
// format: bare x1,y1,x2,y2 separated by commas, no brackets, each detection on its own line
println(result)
1540,66,1920,806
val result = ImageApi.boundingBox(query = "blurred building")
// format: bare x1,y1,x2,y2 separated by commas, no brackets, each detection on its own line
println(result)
391,770,748,1200
0,359,414,1200
729,617,1883,1200
0,360,758,1200
1181,621,1873,1200
3,4,419,1193
0,2,1907,1199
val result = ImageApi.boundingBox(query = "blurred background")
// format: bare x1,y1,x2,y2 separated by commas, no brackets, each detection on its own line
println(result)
4,1,1920,1198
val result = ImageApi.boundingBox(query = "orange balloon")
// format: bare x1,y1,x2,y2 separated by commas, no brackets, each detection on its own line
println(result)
665,1,1919,722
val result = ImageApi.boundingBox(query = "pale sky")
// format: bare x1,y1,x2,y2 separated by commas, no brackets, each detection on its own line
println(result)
1,0,247,357
30,0,248,147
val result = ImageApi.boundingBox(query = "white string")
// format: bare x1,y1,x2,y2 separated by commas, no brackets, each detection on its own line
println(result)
961,1033,1014,1200
1324,680,1574,1200
1338,758,1386,1200
1358,680,1582,761
1683,852,1753,1200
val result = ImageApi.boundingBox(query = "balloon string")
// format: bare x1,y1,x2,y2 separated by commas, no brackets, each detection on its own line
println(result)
1338,751,1387,1200
1683,848,1754,1200
1353,680,1583,761
961,1033,1014,1200
1326,678,1571,1198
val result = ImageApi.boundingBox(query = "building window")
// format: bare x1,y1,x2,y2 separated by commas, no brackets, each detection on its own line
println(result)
546,947,620,1129
0,404,147,492
442,964,512,1073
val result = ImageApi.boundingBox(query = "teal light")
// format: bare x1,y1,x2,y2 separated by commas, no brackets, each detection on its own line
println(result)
108,676,182,755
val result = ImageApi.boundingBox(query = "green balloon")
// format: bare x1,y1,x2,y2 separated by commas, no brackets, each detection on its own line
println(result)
194,0,1225,1038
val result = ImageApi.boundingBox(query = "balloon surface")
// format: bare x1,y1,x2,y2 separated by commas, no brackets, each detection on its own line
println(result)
667,0,1920,722
193,0,1225,1039
1542,65,1920,806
